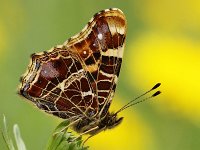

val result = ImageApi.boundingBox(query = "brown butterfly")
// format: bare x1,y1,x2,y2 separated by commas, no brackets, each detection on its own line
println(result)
19,8,161,141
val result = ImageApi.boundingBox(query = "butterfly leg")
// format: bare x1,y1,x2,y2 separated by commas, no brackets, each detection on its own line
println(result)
82,126,106,146
82,134,95,146
53,117,83,135
71,126,99,142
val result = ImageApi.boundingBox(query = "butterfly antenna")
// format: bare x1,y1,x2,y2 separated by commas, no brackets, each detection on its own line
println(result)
115,83,161,115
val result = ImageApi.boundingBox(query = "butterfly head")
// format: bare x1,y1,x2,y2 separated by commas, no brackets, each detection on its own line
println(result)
105,113,123,129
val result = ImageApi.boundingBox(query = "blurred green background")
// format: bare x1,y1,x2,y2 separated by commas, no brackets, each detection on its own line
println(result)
1,0,200,150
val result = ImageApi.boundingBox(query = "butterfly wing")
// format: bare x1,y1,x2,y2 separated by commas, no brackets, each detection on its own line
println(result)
19,8,126,121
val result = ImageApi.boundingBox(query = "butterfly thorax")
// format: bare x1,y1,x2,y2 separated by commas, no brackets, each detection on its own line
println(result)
73,112,123,135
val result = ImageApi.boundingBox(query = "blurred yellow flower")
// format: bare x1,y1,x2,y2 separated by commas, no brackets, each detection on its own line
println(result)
87,95,155,150
126,32,200,126
140,0,200,33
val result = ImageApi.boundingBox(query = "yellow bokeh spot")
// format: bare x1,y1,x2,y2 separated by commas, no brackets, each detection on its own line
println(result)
87,96,155,150
126,32,200,126
141,0,200,32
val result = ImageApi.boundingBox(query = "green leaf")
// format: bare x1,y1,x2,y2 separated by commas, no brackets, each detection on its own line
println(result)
1,115,15,150
48,132,66,150
53,120,70,133
1,116,89,150
47,120,70,150
56,140,70,150
47,120,89,150
13,124,26,150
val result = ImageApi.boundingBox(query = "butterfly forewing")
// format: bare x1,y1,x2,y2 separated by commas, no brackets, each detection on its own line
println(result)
19,8,126,121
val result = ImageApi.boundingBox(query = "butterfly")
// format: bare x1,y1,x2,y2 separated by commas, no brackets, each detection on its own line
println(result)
19,8,161,141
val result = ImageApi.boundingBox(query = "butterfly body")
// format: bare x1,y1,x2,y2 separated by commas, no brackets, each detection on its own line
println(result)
72,112,123,135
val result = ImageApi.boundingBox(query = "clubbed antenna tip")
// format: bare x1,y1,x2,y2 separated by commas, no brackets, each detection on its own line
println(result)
151,83,161,90
115,83,162,115
152,91,161,97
